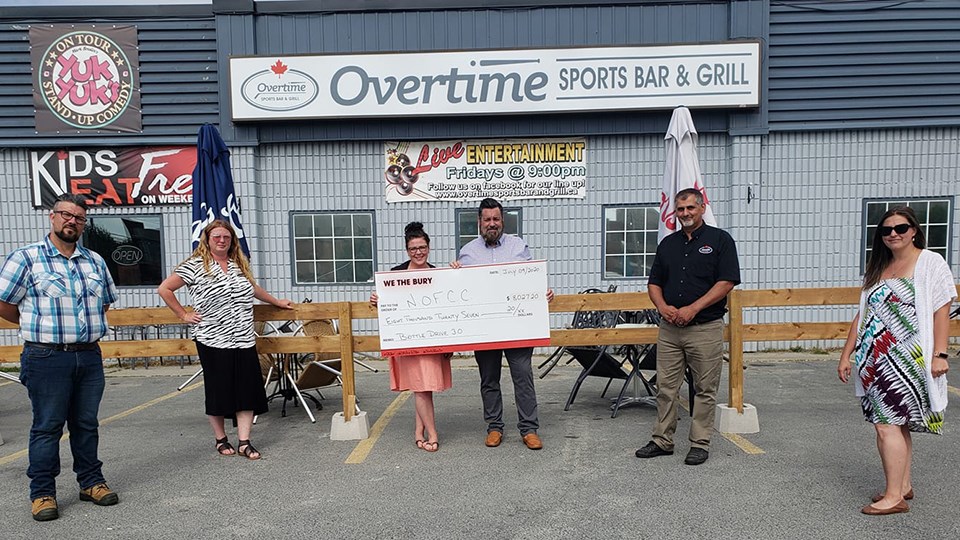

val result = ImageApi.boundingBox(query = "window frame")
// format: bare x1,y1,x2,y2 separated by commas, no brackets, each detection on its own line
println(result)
601,203,660,280
289,210,377,286
455,206,523,253
81,213,165,289
860,197,954,273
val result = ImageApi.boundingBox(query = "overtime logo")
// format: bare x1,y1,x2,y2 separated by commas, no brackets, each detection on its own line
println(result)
38,30,135,129
240,59,320,112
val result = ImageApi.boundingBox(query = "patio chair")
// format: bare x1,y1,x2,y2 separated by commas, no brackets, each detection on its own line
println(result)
538,284,617,379
562,307,623,410
610,310,695,418
294,319,361,414
295,320,341,405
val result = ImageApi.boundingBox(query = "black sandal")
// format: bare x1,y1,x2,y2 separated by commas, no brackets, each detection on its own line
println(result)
238,439,261,460
215,437,235,456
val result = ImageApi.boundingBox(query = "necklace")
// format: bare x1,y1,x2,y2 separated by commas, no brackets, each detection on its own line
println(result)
883,251,918,280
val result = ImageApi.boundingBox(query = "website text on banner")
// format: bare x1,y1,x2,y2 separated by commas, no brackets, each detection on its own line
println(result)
375,260,550,356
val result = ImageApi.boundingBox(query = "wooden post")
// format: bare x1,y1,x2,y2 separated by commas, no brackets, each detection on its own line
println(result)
728,289,744,413
338,302,356,422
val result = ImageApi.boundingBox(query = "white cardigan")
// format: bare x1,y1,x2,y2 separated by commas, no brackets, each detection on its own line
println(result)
856,249,957,412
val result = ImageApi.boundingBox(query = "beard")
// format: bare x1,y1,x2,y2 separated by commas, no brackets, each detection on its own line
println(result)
481,226,501,244
55,227,80,244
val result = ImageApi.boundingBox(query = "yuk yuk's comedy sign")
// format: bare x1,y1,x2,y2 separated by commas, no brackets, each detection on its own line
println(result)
29,147,195,208
29,25,141,133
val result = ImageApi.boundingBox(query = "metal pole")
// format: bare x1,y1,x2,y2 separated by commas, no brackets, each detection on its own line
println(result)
177,368,203,391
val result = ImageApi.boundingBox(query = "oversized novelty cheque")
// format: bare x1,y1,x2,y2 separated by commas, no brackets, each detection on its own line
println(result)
375,260,550,356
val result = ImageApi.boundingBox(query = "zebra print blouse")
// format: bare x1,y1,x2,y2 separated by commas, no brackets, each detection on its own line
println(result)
175,256,256,349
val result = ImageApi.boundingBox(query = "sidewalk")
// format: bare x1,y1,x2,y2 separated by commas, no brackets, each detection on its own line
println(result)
1,354,957,539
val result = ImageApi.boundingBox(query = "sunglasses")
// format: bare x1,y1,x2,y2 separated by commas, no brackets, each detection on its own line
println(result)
878,223,912,236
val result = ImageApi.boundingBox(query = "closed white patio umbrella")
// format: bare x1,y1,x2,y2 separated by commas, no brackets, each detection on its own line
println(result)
658,106,717,242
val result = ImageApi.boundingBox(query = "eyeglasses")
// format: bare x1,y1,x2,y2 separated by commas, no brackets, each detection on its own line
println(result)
53,210,87,224
879,224,912,236
406,246,429,253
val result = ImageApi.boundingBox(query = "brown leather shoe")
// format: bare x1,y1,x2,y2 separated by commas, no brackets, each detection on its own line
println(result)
31,496,58,521
861,499,909,515
485,431,502,447
522,433,543,450
79,483,119,506
872,488,913,503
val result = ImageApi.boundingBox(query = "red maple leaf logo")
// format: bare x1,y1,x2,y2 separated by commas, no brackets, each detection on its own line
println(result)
57,150,68,160
270,60,288,77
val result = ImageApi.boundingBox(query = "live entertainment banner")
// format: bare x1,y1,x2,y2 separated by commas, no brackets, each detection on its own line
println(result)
384,138,587,203
29,147,196,208
375,260,551,356
29,25,141,133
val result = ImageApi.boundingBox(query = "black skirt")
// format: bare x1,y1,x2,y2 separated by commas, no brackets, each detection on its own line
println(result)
196,341,269,417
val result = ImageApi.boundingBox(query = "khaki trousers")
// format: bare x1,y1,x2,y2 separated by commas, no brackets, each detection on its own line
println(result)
651,318,724,451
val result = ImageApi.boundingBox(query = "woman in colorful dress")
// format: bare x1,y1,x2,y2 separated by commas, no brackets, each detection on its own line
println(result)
158,220,292,460
370,222,453,452
838,206,956,515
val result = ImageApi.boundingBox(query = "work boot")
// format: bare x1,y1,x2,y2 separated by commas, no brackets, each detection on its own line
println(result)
79,483,119,506
32,496,58,521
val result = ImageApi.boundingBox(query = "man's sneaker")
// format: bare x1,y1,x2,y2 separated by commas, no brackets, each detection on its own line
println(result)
684,447,710,466
634,441,673,458
79,483,119,506
31,496,59,521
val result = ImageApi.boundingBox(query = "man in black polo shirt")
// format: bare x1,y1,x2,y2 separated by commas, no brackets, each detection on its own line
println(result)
635,188,740,466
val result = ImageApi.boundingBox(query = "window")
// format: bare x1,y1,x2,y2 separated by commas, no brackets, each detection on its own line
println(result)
82,215,164,287
291,212,375,284
603,205,659,279
863,198,952,271
456,207,522,251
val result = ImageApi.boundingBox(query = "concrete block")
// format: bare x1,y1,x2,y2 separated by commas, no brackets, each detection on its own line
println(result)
330,410,369,440
714,403,759,434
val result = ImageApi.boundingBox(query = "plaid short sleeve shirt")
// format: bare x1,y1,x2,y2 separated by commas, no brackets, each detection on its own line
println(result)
0,235,119,343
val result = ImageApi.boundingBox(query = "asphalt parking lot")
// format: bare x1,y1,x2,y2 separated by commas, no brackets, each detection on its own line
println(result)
1,354,958,539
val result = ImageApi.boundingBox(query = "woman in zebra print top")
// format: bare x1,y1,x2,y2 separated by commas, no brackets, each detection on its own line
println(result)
158,220,292,460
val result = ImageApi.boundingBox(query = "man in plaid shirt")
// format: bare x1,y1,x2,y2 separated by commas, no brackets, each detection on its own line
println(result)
0,193,120,522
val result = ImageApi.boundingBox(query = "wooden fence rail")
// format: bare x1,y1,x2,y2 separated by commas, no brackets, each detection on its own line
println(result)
2,287,958,420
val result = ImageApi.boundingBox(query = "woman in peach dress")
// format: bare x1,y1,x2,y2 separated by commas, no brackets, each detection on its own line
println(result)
370,222,452,452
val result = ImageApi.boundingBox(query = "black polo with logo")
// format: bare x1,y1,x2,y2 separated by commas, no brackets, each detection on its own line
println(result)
647,224,741,324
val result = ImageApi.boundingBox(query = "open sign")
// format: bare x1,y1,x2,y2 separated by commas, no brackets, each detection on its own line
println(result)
111,245,143,266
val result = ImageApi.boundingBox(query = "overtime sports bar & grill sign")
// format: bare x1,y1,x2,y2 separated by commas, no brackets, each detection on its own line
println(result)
230,42,760,120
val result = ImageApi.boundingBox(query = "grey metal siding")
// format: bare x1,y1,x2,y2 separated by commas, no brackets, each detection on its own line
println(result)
768,0,960,131
3,127,958,347
237,133,733,333
754,128,960,347
0,18,219,147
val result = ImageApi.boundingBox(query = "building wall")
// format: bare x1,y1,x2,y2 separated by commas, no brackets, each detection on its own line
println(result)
2,127,957,347
768,0,960,131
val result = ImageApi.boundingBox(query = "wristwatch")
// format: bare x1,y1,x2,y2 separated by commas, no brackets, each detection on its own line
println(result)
935,351,950,360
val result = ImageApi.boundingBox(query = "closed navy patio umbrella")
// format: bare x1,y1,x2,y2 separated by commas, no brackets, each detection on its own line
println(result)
191,123,250,256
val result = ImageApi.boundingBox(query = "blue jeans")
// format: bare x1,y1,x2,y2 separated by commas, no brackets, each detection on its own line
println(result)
20,345,106,500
